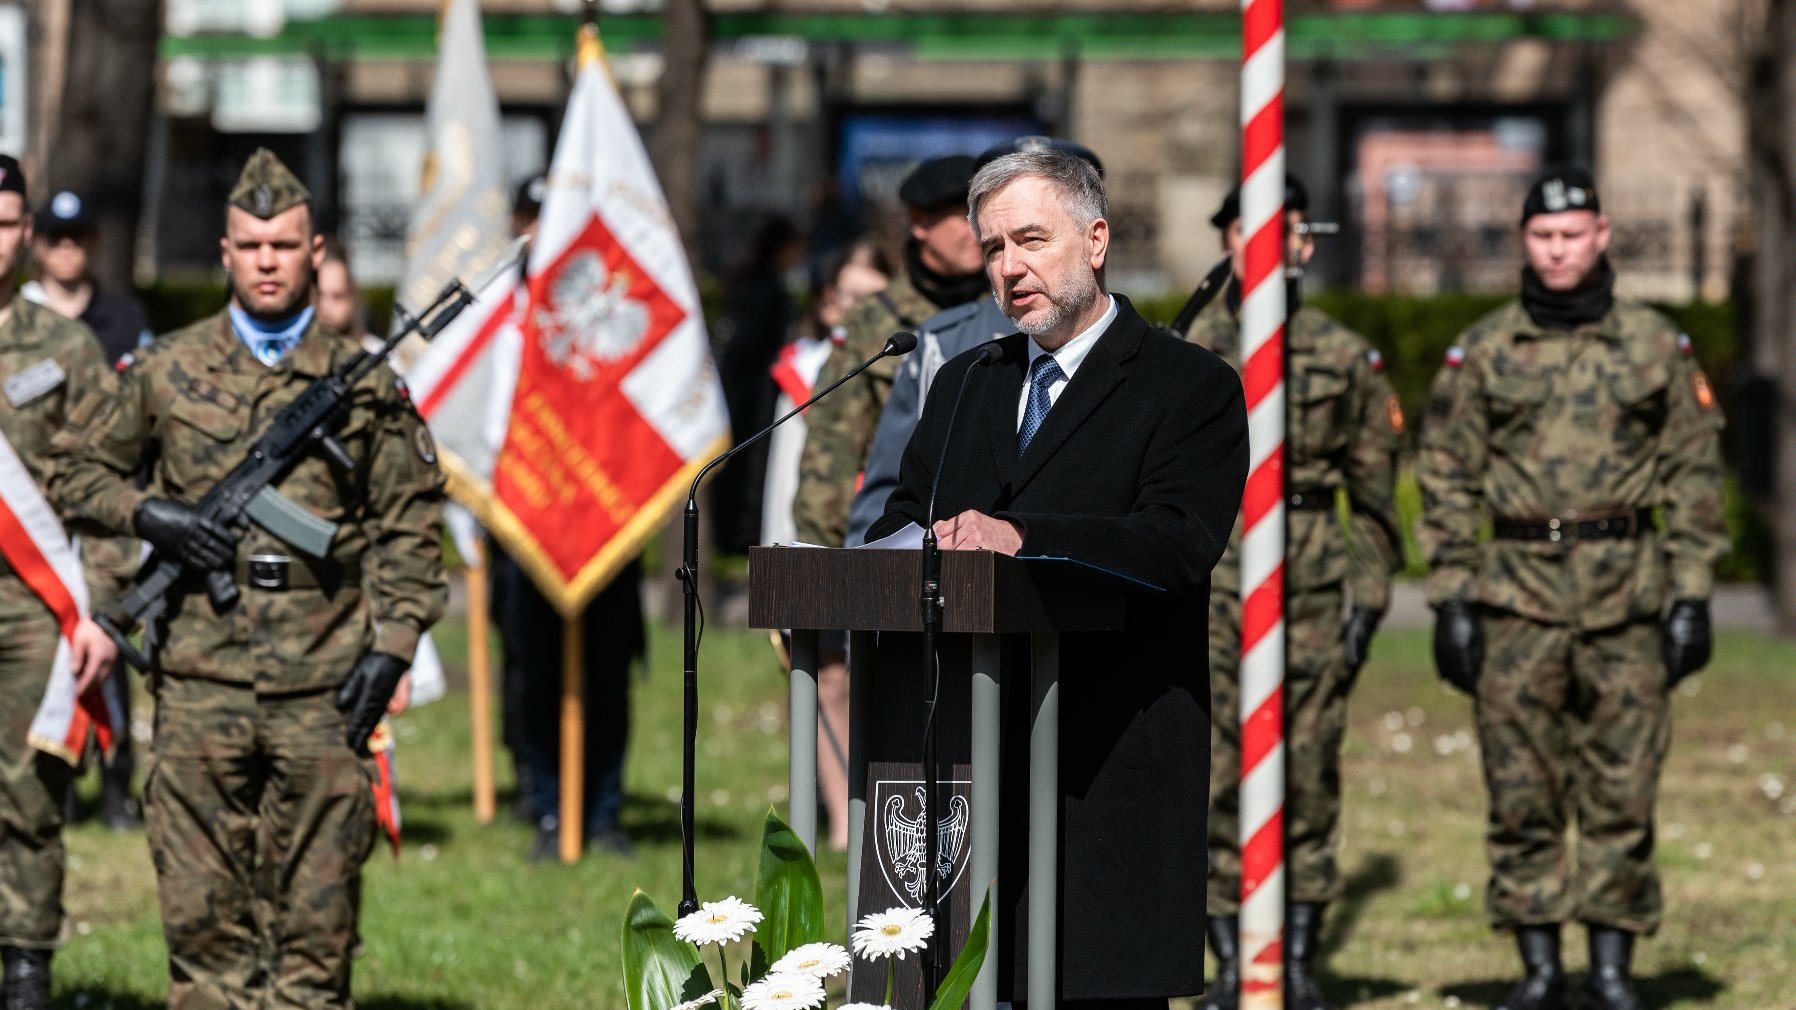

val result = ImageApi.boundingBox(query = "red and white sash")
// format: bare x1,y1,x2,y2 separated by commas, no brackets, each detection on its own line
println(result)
0,429,115,764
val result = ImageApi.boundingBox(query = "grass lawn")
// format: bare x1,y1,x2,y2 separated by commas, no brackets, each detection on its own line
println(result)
52,618,1796,1009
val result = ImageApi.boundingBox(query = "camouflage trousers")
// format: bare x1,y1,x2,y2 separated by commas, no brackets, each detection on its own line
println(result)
1208,584,1351,914
146,674,375,1010
1476,613,1669,934
0,578,71,949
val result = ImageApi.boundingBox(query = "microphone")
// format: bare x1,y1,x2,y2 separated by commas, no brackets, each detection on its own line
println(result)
674,330,916,915
917,339,998,990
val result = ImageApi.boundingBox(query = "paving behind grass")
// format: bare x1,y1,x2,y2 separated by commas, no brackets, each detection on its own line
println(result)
53,620,1796,1009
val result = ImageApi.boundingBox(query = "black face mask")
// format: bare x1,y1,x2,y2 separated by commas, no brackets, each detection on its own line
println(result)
1520,256,1615,331
905,239,989,310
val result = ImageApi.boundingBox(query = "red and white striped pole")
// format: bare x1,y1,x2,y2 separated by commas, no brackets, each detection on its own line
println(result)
1237,0,1287,1006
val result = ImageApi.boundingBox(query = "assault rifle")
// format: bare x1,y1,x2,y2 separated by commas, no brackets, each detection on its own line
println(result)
97,237,527,671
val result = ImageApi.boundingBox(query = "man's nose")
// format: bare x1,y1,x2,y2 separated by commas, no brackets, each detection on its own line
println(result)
998,246,1026,279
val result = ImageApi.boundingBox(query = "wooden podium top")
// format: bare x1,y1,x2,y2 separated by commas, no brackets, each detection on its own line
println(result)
747,546,1129,634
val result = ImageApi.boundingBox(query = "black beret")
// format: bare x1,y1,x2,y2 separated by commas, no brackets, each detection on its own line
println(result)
897,155,979,211
1211,174,1310,230
514,173,547,217
35,190,95,234
0,155,24,201
1520,165,1600,223
974,135,1104,178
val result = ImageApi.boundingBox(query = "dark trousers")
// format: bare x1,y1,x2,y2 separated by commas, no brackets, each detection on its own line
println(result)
494,553,644,834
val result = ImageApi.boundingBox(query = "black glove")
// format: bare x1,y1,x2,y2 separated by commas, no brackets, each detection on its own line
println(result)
1661,598,1713,689
336,652,410,756
1432,599,1484,695
134,499,235,571
1343,607,1384,682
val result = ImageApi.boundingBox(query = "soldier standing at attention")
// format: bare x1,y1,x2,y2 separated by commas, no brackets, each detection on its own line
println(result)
1187,177,1403,1010
1417,166,1726,1010
791,154,988,550
48,149,446,1010
0,154,124,1010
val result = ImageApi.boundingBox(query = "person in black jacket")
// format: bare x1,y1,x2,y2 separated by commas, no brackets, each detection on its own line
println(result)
869,147,1248,1006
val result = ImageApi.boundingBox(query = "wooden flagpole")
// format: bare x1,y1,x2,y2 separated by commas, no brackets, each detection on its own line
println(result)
559,615,585,862
465,561,496,823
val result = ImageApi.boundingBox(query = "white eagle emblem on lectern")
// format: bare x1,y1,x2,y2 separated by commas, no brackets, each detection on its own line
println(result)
535,250,652,380
878,785,970,907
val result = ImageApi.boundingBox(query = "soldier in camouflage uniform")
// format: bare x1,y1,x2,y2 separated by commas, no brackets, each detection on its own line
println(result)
1187,178,1403,1010
0,155,126,1010
791,154,990,549
1417,167,1726,1010
49,149,446,1010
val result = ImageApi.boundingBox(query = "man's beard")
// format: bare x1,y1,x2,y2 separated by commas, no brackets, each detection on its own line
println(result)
1003,268,1099,338
231,272,312,322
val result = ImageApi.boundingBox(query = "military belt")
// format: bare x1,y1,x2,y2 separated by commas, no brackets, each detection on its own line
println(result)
1491,508,1652,544
234,554,361,592
1286,487,1339,511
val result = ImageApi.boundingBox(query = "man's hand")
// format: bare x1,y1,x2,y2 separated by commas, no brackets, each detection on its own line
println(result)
1662,598,1713,690
1432,599,1484,695
932,510,1023,555
70,617,118,695
1342,607,1383,684
336,653,410,756
134,499,234,571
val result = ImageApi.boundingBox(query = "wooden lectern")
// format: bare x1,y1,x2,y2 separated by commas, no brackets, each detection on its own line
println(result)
748,546,1129,1010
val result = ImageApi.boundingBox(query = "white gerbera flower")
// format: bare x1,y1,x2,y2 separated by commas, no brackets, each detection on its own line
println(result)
769,941,851,979
850,907,934,960
672,989,724,1010
739,972,826,1010
672,896,764,946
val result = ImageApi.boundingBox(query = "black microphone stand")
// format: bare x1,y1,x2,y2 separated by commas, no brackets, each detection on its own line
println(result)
676,331,917,917
918,343,996,992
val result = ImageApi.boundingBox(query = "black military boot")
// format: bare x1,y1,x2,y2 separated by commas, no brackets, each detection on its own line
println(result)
2,946,51,1010
1581,926,1644,1010
1494,925,1564,1010
1198,916,1240,1010
99,761,142,830
1285,903,1336,1010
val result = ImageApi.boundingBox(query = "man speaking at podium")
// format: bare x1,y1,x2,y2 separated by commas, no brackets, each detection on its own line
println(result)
869,148,1248,1005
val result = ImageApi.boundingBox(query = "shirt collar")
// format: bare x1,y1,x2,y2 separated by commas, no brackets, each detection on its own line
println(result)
228,301,315,367
1026,293,1116,380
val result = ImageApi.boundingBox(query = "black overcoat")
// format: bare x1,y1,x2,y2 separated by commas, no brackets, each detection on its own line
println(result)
869,295,1249,999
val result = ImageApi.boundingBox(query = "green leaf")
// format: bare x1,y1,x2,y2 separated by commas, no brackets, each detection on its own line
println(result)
927,886,994,1010
749,807,826,977
621,890,712,1010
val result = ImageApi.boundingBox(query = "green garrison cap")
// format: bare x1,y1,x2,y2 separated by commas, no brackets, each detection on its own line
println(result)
228,147,311,219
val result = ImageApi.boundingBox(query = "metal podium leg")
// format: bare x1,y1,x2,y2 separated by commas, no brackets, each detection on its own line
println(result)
970,634,1002,1010
1029,632,1060,1010
789,630,819,856
846,629,875,934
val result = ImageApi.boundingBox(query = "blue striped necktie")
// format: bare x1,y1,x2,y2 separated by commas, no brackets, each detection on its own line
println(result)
1017,355,1065,457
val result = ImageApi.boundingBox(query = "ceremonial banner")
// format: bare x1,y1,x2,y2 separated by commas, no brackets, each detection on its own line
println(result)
392,0,516,497
0,431,114,764
482,25,728,614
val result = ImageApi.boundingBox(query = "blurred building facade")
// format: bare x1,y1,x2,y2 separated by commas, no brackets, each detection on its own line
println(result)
79,0,1752,299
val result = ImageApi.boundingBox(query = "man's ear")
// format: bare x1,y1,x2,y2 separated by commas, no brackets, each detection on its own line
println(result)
310,232,326,272
1087,216,1110,272
1594,213,1612,254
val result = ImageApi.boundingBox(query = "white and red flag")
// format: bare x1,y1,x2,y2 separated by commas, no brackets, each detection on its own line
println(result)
0,431,115,764
479,24,728,613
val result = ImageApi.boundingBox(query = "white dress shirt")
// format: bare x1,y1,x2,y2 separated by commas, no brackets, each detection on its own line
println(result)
1017,294,1117,428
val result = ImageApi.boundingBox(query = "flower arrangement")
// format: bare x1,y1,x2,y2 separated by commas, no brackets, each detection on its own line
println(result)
622,810,990,1010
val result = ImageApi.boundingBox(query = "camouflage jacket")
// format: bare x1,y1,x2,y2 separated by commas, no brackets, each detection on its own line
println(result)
1186,296,1404,610
49,310,447,690
791,273,940,547
0,298,134,615
1416,299,1726,629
